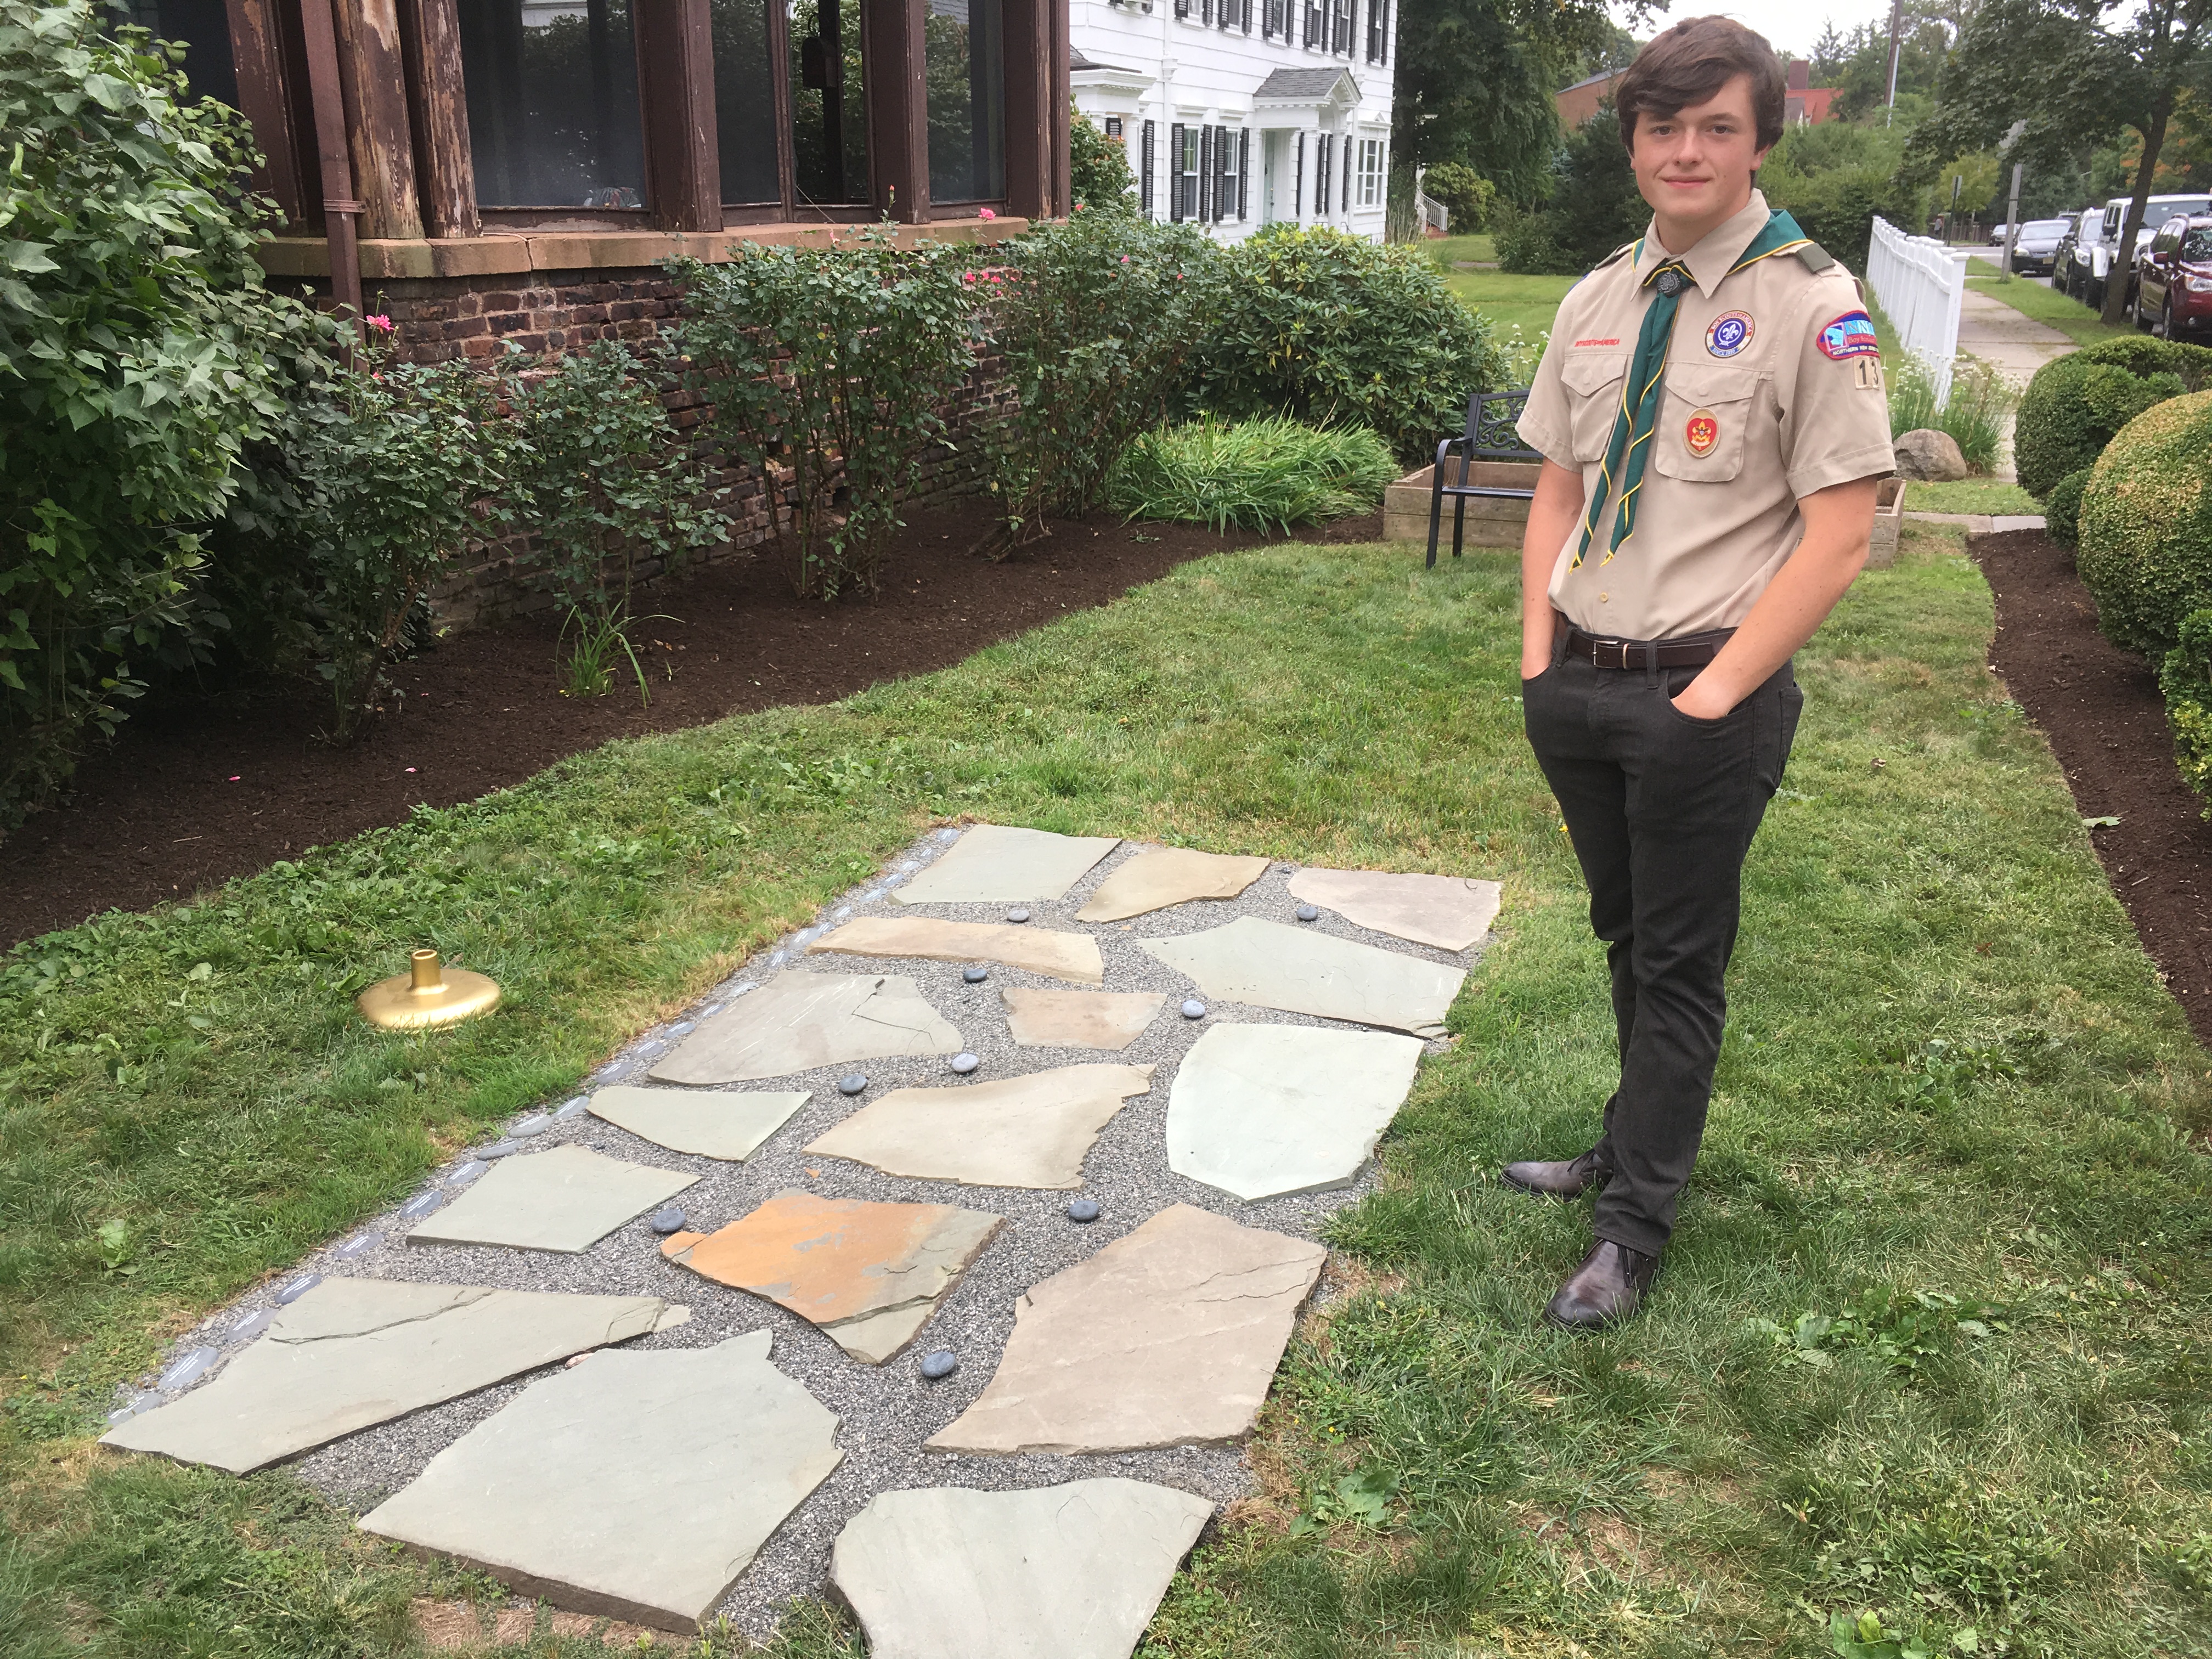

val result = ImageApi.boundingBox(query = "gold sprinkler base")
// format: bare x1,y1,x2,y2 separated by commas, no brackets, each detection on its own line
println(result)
358,949,501,1030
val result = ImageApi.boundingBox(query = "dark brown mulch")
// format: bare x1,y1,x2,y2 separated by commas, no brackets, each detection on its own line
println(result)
2,504,1385,952
1973,528,2212,1044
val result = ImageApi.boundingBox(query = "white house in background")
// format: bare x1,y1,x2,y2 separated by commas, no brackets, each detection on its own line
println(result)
1069,0,1396,241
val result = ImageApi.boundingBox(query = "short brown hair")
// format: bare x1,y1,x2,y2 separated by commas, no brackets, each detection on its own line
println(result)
1614,16,1786,155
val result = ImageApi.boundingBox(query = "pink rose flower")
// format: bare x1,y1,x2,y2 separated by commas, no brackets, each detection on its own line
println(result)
365,314,394,332
978,207,997,221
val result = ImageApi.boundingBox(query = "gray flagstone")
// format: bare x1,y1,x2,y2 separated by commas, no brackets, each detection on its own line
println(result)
1284,868,1502,951
1137,916,1465,1037
809,917,1104,985
587,1086,810,1161
405,1146,696,1253
1002,988,1167,1051
650,972,962,1086
1073,848,1270,922
894,824,1119,904
804,1064,1153,1189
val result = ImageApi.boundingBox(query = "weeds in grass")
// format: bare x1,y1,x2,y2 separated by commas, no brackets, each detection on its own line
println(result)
1105,417,1397,533
1888,356,2019,473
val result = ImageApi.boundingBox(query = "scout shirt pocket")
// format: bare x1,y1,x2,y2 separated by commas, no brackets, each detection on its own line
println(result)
1653,363,1760,483
1560,352,1628,462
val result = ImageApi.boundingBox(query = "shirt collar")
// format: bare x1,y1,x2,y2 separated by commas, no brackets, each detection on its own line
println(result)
1633,189,1774,299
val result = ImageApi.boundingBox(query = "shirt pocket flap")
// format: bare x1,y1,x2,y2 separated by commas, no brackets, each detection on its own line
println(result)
1663,363,1760,408
1561,352,1628,394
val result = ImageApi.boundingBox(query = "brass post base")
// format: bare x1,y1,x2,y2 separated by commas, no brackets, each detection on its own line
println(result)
358,949,501,1030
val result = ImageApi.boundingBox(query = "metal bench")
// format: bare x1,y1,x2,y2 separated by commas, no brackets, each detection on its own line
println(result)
1427,387,1541,569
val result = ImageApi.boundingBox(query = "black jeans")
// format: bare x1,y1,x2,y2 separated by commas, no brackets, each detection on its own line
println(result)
1520,641,1803,1257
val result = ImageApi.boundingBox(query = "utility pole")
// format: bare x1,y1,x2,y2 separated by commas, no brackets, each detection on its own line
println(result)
1999,121,2028,278
1884,0,1905,126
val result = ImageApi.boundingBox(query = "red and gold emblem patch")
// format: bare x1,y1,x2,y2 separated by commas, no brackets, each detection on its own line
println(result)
1685,410,1719,456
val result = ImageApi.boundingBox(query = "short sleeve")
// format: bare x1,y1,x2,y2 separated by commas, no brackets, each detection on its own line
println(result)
1514,317,1578,470
1777,278,1899,499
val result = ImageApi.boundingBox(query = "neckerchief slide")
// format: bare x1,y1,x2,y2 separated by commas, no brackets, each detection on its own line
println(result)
1572,208,1810,569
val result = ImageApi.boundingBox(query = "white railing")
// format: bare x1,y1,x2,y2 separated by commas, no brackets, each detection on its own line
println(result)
1866,215,1968,406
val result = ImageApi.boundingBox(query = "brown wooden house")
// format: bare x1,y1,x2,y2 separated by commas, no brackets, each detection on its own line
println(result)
128,0,1068,349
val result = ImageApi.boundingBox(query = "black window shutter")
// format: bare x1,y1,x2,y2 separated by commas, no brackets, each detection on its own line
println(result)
1380,0,1388,62
1342,134,1353,214
1237,129,1250,219
1317,134,1329,215
1215,128,1229,222
1294,132,1304,218
1142,120,1156,219
1198,126,1212,222
1169,123,1185,221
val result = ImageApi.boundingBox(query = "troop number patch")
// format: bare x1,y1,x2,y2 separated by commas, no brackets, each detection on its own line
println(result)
1684,409,1720,456
1706,311,1754,358
1817,311,1881,360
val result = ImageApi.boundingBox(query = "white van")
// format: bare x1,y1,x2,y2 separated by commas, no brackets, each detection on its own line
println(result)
2086,193,2212,309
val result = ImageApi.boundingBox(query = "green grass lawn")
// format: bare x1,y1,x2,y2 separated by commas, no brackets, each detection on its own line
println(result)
5,524,2210,1657
1440,266,1575,380
1964,258,2137,349
1424,233,1499,267
1904,481,2042,514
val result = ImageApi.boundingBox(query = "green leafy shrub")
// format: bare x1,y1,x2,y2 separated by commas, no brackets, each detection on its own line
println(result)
1496,107,1643,276
2076,389,2212,656
2043,466,2090,547
1187,225,1502,466
2013,336,2212,499
1419,162,1494,233
1069,112,1136,215
0,0,329,828
979,214,1219,551
2159,607,2212,811
674,230,979,599
1104,416,1396,533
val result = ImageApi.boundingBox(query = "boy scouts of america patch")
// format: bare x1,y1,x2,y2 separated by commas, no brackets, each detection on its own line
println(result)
1685,410,1720,456
1818,311,1881,360
1705,311,1754,358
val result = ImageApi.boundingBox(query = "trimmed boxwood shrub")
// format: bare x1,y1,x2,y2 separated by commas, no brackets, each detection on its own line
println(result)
2076,389,2212,656
2042,466,2091,548
2013,337,2212,499
2159,607,2212,812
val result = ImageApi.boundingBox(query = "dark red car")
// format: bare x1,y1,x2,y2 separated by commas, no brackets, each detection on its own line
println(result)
2135,213,2212,339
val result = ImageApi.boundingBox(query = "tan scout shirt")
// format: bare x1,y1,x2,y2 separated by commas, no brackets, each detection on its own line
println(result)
1515,189,1895,641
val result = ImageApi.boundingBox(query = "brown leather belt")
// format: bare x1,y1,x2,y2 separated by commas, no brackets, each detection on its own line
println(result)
1563,625,1736,670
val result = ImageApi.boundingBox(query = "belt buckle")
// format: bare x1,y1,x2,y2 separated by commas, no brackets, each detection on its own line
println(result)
1594,637,1628,669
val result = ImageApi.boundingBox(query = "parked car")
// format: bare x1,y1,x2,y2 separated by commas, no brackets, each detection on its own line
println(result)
2087,193,2212,311
2059,208,2107,303
1999,217,2072,275
2134,213,2212,338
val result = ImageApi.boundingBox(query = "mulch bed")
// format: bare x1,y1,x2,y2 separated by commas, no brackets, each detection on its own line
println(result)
1973,528,2212,1044
1,503,1383,952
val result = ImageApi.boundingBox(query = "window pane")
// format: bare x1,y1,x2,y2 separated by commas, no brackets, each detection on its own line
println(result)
117,0,239,109
459,0,646,208
927,0,1004,204
791,0,868,205
712,0,780,205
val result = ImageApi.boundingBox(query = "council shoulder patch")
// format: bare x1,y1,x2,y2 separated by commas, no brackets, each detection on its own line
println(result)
1705,311,1755,358
1817,310,1880,360
1685,409,1719,456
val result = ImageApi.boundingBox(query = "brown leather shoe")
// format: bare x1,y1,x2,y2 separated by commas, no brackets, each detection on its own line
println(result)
1544,1239,1658,1330
1500,1147,1611,1198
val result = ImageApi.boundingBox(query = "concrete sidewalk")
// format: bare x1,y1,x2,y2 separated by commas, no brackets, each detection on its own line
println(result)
1957,281,2075,388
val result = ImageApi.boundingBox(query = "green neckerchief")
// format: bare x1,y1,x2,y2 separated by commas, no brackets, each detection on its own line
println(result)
1573,208,1810,569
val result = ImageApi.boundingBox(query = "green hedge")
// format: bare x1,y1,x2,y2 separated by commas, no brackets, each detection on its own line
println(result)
2159,607,2212,812
2076,389,2212,657
2013,337,2212,500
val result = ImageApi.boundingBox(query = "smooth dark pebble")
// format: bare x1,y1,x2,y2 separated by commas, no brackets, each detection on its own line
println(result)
1068,1198,1102,1222
479,1140,523,1159
963,965,990,983
226,1308,276,1342
399,1192,442,1221
448,1160,489,1186
839,1073,869,1096
919,1349,958,1380
650,1206,687,1235
1295,904,1321,922
555,1096,590,1118
157,1346,219,1391
332,1231,385,1258
511,1113,552,1137
275,1272,321,1305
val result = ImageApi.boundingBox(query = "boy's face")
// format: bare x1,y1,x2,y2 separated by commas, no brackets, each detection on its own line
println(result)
1630,74,1771,235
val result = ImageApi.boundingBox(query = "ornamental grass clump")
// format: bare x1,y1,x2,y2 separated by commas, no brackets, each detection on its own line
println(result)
1104,417,1396,534
1887,355,2016,475
672,232,979,599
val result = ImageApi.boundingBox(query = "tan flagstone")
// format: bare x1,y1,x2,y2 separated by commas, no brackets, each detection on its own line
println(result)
809,917,1103,985
924,1204,1325,1454
359,1331,842,1634
1285,868,1503,951
1073,847,1271,922
896,824,1119,904
1002,988,1166,1051
650,972,962,1086
406,1146,696,1253
1166,1024,1424,1201
99,1280,687,1475
586,1086,809,1161
831,1479,1214,1659
661,1191,1001,1363
1137,916,1463,1038
804,1064,1153,1189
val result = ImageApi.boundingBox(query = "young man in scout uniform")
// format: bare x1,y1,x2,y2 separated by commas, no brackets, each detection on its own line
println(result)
1504,16,1893,1328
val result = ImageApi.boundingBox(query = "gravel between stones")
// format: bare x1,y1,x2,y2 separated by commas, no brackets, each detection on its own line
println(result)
137,827,1491,1639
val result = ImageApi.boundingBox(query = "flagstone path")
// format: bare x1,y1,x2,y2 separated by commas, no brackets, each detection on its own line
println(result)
103,825,1501,1644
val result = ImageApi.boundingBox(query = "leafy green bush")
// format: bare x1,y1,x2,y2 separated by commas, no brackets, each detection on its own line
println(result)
979,213,1219,551
1186,225,1502,467
2159,606,2212,811
0,0,328,828
1069,112,1136,215
1104,416,1396,533
2043,466,2090,547
1497,107,1643,275
2013,336,2212,499
1491,202,1573,275
1419,162,1494,233
674,230,979,599
2076,389,2212,656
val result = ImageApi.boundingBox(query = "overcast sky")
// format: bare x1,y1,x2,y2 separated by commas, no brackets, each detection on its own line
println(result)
1611,0,1908,66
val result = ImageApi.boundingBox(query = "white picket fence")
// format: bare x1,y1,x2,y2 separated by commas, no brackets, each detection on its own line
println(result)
1865,216,1969,406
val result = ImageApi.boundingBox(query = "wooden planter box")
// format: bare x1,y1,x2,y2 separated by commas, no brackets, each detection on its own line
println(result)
1383,461,1542,549
1868,475,1904,568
